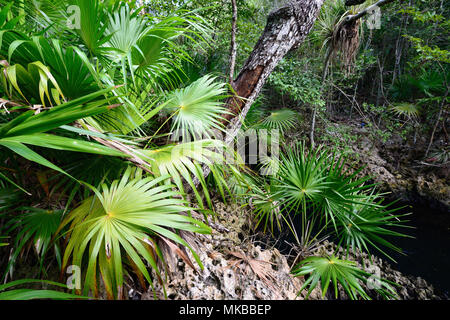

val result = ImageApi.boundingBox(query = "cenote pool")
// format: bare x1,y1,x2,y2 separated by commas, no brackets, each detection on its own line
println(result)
384,199,450,297
270,196,450,298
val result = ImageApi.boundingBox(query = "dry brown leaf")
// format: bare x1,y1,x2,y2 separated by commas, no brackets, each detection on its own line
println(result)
160,237,198,273
226,250,279,295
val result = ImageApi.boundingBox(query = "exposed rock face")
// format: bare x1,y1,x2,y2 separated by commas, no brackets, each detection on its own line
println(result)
414,175,449,210
347,128,449,209
142,202,321,300
140,201,445,301
352,134,398,188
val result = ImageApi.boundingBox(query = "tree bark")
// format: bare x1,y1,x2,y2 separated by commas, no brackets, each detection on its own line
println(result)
192,0,325,188
223,0,324,143
228,0,238,84
343,0,395,24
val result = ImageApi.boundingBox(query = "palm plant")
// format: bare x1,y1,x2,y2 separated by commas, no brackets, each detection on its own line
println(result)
60,168,211,299
0,0,232,200
258,143,410,264
0,0,238,299
319,152,375,228
0,279,86,300
239,140,413,300
292,255,398,300
259,109,298,135
2,207,65,281
142,139,232,210
391,102,421,119
275,143,329,215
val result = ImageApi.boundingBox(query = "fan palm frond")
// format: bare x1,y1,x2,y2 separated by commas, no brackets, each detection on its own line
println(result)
318,152,375,228
336,195,413,262
1,34,100,102
267,143,411,263
3,208,64,280
104,4,148,86
275,143,329,214
0,279,88,300
391,103,420,119
61,168,211,299
293,255,398,300
166,75,230,141
260,109,298,134
143,139,231,209
259,154,281,177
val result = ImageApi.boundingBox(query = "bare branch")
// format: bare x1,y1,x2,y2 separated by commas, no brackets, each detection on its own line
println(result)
344,0,396,24
228,0,238,83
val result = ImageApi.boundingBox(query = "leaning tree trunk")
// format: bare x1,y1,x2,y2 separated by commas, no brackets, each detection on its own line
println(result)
192,0,324,188
219,0,397,149
223,0,324,143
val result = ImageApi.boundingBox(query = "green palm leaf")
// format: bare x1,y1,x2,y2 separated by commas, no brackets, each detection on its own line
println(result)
292,255,398,300
166,75,230,141
0,279,86,300
391,103,420,119
0,2,22,29
260,109,298,134
61,168,211,299
0,236,7,247
336,195,413,262
70,0,111,56
2,208,65,280
275,143,329,214
1,60,64,106
142,139,231,209
0,88,127,182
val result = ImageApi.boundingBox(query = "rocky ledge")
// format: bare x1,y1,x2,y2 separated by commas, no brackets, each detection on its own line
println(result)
350,132,449,210
139,201,446,301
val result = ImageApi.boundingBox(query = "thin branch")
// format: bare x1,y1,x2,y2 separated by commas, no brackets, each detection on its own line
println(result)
425,88,449,157
228,0,238,84
344,0,396,24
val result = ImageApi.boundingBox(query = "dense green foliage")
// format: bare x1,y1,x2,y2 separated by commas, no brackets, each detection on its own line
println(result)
0,0,238,299
0,0,447,301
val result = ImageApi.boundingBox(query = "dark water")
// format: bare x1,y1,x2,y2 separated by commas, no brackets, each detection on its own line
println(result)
384,200,450,297
269,197,450,297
